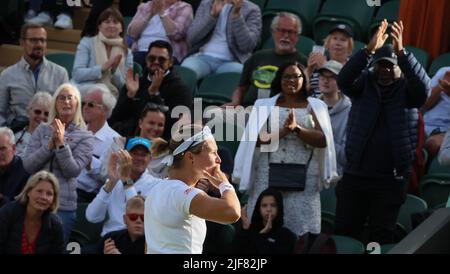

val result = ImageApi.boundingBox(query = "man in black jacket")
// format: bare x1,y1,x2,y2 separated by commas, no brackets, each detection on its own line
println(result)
0,127,29,208
335,19,430,244
109,40,192,139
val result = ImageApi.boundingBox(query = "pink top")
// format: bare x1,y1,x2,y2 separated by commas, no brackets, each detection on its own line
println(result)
128,1,193,62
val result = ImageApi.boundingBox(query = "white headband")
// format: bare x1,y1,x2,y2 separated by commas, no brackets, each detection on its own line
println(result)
164,126,214,166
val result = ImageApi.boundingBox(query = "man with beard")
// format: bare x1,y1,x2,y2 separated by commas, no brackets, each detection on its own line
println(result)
109,40,191,139
223,12,307,107
335,19,430,244
0,23,69,133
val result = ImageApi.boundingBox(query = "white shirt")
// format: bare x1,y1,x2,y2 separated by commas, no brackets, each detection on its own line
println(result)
86,171,157,236
144,179,206,254
77,122,121,193
200,4,234,61
137,13,170,52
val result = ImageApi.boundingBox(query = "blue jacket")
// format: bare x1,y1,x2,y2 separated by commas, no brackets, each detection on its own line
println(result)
337,49,430,176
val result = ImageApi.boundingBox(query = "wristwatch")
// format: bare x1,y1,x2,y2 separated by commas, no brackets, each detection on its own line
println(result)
122,179,134,187
292,125,302,134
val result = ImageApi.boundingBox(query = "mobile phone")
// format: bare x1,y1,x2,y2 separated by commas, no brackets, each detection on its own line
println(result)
312,45,325,55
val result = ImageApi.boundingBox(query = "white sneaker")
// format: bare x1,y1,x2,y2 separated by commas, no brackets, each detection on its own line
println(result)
24,10,36,22
27,12,53,26
54,13,73,30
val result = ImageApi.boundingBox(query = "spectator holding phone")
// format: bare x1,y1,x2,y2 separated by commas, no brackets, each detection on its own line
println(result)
307,24,354,96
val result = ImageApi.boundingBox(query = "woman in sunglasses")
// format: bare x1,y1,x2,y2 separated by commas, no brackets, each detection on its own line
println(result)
144,124,240,254
15,92,52,158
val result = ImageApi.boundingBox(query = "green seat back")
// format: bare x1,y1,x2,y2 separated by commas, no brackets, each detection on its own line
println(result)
173,65,198,95
46,52,75,78
352,40,366,54
429,53,450,77
249,0,267,10
320,186,337,216
368,0,400,38
196,72,241,105
263,0,321,36
313,0,376,43
406,46,429,70
133,61,143,77
397,194,428,233
420,179,450,209
72,203,104,245
331,235,365,254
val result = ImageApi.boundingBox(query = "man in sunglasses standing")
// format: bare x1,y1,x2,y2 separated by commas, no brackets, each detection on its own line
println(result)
109,40,192,139
0,23,68,133
77,84,121,203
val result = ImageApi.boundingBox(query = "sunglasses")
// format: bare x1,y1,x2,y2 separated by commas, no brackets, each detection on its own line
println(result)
33,109,49,117
146,55,168,64
127,213,144,222
82,101,103,108
143,102,169,113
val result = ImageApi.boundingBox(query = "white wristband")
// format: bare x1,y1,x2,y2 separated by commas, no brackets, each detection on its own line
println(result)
218,182,234,196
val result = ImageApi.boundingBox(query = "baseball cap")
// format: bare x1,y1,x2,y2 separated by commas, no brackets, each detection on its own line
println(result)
318,60,343,76
373,44,398,65
125,137,151,152
329,23,354,38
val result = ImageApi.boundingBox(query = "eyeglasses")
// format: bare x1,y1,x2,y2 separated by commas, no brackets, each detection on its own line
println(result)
282,74,303,80
23,37,47,44
275,28,298,36
82,101,103,108
33,109,49,117
57,95,75,102
146,55,168,64
143,102,169,113
127,213,144,222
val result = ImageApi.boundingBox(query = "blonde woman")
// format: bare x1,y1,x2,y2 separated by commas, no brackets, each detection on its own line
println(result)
23,83,94,242
0,171,64,254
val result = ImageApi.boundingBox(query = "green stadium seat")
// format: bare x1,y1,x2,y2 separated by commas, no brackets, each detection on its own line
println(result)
420,178,450,209
313,0,376,43
368,0,400,38
397,194,428,233
352,40,367,55
71,203,104,245
46,52,75,77
406,46,429,70
429,53,450,77
196,72,241,105
331,235,365,254
173,65,198,95
263,0,321,36
214,121,245,158
446,194,450,208
422,156,450,181
261,35,316,57
249,0,267,10
203,222,236,254
133,61,143,77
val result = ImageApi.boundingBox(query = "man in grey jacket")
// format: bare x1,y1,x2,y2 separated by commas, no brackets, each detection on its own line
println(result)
0,23,69,133
181,0,261,80
318,60,351,176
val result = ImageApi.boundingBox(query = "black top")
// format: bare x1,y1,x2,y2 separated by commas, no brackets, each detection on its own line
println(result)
109,70,192,139
0,201,64,254
0,156,30,207
234,226,297,254
98,229,145,254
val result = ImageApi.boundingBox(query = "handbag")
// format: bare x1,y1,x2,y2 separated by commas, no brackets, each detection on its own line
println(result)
268,149,314,191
